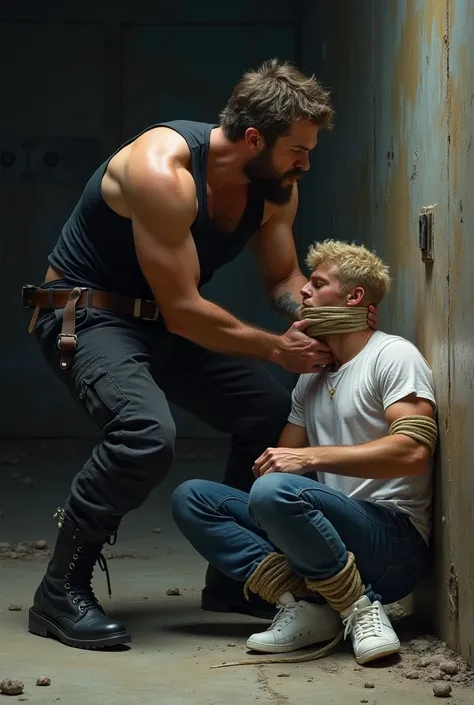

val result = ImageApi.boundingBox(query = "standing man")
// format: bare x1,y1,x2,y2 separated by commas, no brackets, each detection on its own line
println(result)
24,59,375,650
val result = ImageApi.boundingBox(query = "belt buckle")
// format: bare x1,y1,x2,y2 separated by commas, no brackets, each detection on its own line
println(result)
21,284,37,308
133,298,159,322
57,333,78,351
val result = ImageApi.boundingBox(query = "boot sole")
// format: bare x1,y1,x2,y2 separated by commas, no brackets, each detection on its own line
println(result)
28,608,131,650
201,588,275,620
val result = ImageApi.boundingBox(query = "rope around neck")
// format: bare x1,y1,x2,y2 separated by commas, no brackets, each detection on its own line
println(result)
301,306,369,337
211,552,364,669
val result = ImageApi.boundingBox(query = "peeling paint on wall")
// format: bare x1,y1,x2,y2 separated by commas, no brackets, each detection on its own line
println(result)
302,0,473,667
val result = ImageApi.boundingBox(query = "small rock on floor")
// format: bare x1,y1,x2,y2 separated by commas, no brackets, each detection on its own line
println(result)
227,643,236,647
152,527,162,534
166,587,181,596
433,681,452,697
409,638,432,652
364,682,375,689
34,540,48,550
439,661,458,676
405,670,420,680
36,677,51,686
361,700,369,704
0,679,24,695
8,604,22,611
277,674,290,678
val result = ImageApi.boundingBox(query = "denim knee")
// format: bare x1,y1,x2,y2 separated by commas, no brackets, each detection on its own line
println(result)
171,478,207,525
248,473,297,524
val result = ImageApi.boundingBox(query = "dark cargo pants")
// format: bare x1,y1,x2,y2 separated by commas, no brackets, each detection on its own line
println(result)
32,283,291,542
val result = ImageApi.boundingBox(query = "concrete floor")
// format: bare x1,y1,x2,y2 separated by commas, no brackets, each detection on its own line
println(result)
1,438,473,705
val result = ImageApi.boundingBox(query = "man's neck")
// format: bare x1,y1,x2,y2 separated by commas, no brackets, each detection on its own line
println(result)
207,126,248,187
323,328,375,370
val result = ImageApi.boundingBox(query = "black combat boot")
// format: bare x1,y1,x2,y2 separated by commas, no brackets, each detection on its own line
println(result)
201,564,276,620
28,509,131,649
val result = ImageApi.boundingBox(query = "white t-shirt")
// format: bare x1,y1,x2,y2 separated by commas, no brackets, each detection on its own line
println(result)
288,330,436,543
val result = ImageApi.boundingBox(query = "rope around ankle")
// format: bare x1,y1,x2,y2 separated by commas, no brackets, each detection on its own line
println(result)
211,552,364,669
243,553,312,603
301,306,369,337
305,552,364,613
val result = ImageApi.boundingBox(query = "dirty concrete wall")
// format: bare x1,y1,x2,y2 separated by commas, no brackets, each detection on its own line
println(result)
445,0,474,665
301,0,473,669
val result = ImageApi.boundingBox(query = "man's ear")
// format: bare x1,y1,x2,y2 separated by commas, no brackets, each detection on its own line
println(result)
346,286,365,306
244,127,263,152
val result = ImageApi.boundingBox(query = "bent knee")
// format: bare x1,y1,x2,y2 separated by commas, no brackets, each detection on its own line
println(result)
171,479,221,527
248,474,291,519
249,473,326,519
118,416,176,476
172,479,207,513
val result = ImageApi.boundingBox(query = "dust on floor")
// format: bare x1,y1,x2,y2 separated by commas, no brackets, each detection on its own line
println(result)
1,439,473,704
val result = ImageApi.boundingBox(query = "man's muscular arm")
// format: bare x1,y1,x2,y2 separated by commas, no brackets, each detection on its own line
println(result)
123,137,328,373
251,186,379,329
253,395,435,480
251,187,307,322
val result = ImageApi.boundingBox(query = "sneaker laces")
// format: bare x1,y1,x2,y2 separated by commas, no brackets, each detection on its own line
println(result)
268,599,302,632
343,601,382,641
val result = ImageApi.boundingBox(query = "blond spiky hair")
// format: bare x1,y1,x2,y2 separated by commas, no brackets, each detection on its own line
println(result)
305,239,392,304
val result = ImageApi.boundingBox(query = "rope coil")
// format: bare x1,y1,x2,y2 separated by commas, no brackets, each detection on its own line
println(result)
301,306,369,337
243,553,312,603
389,415,438,454
212,552,364,669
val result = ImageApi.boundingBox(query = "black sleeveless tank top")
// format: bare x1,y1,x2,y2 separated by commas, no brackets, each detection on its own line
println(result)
48,120,265,299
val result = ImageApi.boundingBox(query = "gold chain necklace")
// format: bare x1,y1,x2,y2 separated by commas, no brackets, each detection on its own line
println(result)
326,367,347,400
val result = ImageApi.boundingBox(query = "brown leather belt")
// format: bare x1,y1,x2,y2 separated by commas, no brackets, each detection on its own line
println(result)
23,285,159,371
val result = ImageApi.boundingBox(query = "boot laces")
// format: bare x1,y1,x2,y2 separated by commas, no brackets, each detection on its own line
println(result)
343,602,382,640
66,549,112,610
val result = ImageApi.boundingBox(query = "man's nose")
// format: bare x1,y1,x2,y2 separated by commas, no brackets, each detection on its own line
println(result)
295,154,310,172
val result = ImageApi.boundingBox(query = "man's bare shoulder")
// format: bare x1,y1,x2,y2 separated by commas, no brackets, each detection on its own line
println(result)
130,127,192,168
104,127,197,220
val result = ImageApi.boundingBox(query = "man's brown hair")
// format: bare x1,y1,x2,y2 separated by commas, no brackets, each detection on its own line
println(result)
220,58,334,145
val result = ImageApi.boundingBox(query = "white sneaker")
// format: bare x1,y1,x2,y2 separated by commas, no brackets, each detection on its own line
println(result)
342,595,401,664
246,592,341,654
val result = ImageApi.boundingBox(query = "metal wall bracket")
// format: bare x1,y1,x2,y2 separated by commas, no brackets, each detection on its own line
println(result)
419,205,435,263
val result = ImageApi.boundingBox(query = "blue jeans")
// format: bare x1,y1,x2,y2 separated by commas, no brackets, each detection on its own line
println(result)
172,473,430,605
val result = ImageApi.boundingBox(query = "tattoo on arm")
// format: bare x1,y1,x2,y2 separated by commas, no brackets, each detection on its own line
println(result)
272,292,302,321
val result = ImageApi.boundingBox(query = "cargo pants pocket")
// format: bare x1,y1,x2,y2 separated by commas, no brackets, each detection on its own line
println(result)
78,356,129,430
